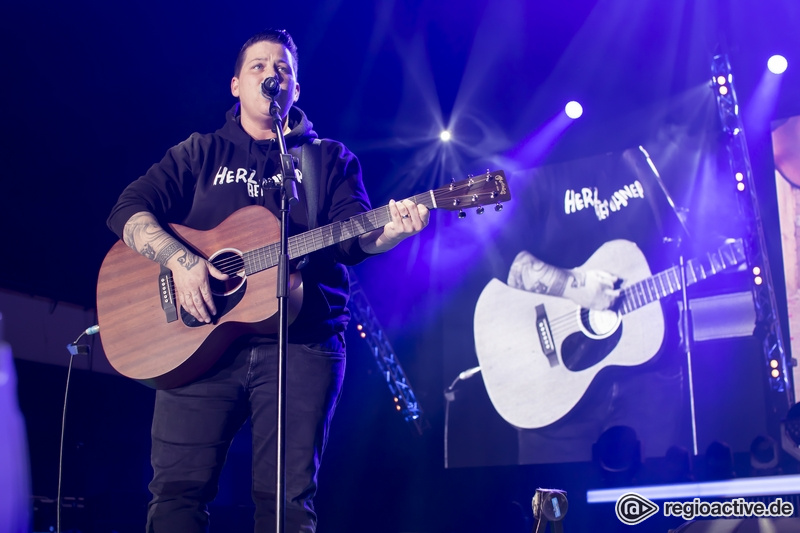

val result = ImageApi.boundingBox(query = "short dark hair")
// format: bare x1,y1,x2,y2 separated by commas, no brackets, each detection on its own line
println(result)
234,28,299,78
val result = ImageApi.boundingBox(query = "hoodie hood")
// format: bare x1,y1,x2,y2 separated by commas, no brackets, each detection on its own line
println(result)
219,103,318,148
216,103,319,194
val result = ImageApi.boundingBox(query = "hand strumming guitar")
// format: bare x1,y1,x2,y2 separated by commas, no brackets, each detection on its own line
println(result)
122,211,229,323
507,250,620,311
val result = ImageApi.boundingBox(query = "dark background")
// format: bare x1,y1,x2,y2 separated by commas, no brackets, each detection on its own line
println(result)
4,0,800,531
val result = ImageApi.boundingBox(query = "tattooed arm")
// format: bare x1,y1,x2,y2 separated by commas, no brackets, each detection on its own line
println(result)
122,212,228,323
507,250,620,310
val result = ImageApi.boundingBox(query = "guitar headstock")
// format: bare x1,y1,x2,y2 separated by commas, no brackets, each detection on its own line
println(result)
433,170,510,216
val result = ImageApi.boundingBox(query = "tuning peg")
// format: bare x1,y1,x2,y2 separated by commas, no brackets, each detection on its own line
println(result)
452,198,460,207
458,209,467,219
476,206,485,215
495,202,504,212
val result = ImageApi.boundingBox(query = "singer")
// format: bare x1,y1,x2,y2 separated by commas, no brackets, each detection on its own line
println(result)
105,28,429,533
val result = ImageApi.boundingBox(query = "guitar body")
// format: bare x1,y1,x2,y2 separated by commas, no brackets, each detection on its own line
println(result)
96,206,303,389
473,240,665,429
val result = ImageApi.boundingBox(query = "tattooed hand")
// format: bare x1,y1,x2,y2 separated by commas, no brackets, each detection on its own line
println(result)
122,211,229,323
169,250,228,323
563,269,620,310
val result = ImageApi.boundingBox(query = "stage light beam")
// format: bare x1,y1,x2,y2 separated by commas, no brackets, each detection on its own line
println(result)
439,129,452,142
565,101,583,119
768,55,788,75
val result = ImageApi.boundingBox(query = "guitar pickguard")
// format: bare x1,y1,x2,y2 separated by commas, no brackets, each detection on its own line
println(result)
560,324,623,372
180,281,247,328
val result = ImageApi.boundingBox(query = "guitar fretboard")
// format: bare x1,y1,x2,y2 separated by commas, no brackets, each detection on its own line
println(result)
618,240,745,315
240,191,436,275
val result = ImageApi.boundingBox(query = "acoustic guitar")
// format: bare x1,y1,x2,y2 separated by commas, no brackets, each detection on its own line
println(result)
473,238,745,429
97,170,510,389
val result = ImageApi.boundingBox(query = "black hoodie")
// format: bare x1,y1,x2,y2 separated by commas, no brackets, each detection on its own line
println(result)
108,104,373,342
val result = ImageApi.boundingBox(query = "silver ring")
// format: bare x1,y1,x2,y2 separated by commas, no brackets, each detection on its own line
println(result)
402,214,410,219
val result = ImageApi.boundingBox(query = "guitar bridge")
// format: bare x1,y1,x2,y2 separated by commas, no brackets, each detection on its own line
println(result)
159,267,178,323
535,304,558,367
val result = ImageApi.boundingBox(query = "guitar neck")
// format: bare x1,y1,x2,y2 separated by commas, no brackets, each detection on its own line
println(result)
618,240,744,315
240,191,437,275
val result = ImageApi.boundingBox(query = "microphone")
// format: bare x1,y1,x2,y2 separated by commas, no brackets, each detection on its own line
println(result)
458,366,482,381
445,366,482,393
84,325,100,336
261,75,281,98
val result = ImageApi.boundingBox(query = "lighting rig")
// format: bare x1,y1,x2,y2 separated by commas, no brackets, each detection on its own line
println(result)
710,53,794,420
347,268,426,435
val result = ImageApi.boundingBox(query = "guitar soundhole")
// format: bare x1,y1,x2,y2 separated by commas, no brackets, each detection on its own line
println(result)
578,309,621,339
209,250,245,296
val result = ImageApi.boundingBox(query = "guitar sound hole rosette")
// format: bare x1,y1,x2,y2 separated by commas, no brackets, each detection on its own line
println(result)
209,249,245,296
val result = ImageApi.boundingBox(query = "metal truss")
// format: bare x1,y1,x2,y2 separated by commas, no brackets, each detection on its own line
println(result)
347,268,426,434
711,54,795,415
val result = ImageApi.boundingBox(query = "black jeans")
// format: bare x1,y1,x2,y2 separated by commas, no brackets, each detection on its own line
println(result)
146,335,346,533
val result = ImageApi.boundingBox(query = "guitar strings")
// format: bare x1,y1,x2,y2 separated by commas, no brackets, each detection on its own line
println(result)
177,179,492,276
167,180,501,306
161,177,503,313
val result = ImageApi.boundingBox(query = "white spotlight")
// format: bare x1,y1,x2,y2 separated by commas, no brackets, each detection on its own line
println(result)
565,101,583,119
768,55,788,75
439,130,452,142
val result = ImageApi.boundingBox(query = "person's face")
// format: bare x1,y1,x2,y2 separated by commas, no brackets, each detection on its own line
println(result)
231,40,300,126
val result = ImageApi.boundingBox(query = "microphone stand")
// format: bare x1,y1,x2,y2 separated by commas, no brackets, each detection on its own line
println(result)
443,366,482,468
637,146,699,456
267,91,299,533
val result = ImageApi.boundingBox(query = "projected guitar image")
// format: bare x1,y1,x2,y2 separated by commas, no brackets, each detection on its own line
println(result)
97,171,510,389
473,238,745,429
